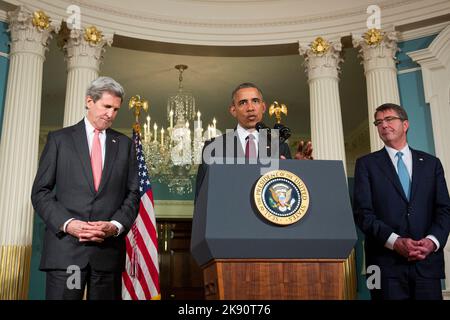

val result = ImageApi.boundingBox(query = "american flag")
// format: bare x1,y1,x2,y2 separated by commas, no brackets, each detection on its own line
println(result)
122,130,161,300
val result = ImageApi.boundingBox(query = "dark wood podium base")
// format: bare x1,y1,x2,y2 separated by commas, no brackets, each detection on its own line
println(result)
202,255,357,300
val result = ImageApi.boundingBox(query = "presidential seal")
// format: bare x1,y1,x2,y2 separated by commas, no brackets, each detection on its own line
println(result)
254,170,309,225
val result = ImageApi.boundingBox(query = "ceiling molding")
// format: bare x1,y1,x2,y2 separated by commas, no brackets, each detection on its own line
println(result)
0,9,8,22
398,21,450,41
4,0,450,46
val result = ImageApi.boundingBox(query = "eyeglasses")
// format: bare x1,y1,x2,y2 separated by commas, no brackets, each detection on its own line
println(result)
373,116,403,126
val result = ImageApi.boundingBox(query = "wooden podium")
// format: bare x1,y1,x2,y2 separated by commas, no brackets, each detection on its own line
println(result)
202,253,357,300
191,160,357,300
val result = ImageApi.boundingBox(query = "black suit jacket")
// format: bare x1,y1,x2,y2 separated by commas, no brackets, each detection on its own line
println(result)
31,120,140,272
194,130,292,201
353,147,450,278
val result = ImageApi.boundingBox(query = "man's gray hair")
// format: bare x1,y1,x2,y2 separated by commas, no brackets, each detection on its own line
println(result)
231,82,263,104
86,76,125,103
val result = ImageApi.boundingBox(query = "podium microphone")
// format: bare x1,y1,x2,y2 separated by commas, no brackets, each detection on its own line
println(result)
255,122,270,131
273,123,291,143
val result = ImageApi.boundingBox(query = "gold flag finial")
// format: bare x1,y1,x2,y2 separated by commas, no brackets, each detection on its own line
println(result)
269,101,288,124
129,95,149,134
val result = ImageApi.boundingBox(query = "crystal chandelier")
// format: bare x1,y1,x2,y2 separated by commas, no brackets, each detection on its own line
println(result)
135,65,219,195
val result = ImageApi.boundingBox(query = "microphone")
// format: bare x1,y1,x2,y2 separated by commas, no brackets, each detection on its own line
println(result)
255,122,270,132
273,123,291,143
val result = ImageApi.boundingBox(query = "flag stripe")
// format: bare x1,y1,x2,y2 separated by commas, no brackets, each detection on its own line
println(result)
134,224,160,291
135,214,159,274
122,131,160,300
124,236,152,300
139,196,159,253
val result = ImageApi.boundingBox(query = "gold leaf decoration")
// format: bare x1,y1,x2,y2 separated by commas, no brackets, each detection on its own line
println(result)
32,10,50,30
311,37,330,55
364,28,384,46
84,26,103,45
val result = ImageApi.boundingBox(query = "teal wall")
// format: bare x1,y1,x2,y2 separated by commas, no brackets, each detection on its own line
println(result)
29,214,46,300
153,179,194,201
397,34,437,155
0,21,10,138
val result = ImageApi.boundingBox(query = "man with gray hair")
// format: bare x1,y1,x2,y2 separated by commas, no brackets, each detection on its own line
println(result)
31,76,139,300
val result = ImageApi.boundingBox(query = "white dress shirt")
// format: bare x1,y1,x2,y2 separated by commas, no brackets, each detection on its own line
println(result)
62,118,123,236
236,124,259,156
383,144,439,251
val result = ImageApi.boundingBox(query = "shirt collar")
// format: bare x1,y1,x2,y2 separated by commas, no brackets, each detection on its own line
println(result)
237,123,259,140
84,117,104,135
385,144,410,158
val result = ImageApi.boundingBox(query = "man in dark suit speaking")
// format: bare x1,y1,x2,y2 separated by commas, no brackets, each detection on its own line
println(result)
31,77,140,300
195,82,313,200
353,103,450,299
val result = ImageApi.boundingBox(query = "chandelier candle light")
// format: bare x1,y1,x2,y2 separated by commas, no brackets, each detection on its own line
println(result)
131,64,220,194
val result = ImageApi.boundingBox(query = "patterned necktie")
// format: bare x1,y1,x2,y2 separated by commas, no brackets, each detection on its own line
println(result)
91,129,102,192
245,134,257,159
396,151,411,200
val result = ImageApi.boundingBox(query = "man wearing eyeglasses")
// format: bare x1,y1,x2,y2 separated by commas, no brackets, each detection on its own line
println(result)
353,103,450,300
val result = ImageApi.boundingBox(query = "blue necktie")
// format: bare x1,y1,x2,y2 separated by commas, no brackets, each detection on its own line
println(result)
396,151,411,200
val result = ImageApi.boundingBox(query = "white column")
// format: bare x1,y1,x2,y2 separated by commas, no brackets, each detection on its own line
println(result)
353,31,401,152
299,38,347,173
407,25,450,291
0,7,54,299
62,28,112,127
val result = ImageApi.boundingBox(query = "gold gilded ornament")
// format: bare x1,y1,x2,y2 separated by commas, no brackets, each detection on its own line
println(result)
311,37,330,55
364,28,383,46
129,95,149,133
32,10,50,30
84,26,103,45
269,101,288,124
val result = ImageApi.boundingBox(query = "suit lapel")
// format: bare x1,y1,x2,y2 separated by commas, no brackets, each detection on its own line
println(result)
97,129,119,194
71,120,95,194
410,148,424,201
226,129,244,158
374,148,408,202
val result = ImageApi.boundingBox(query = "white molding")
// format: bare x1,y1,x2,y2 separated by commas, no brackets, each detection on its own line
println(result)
408,26,450,288
345,119,370,146
0,51,9,59
397,67,421,74
154,200,193,219
0,10,7,22
3,0,450,45
443,290,450,300
407,24,450,68
398,22,450,42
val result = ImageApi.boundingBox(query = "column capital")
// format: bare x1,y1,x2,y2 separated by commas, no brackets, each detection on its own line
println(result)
7,6,56,58
352,29,399,72
61,25,113,72
299,37,343,81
